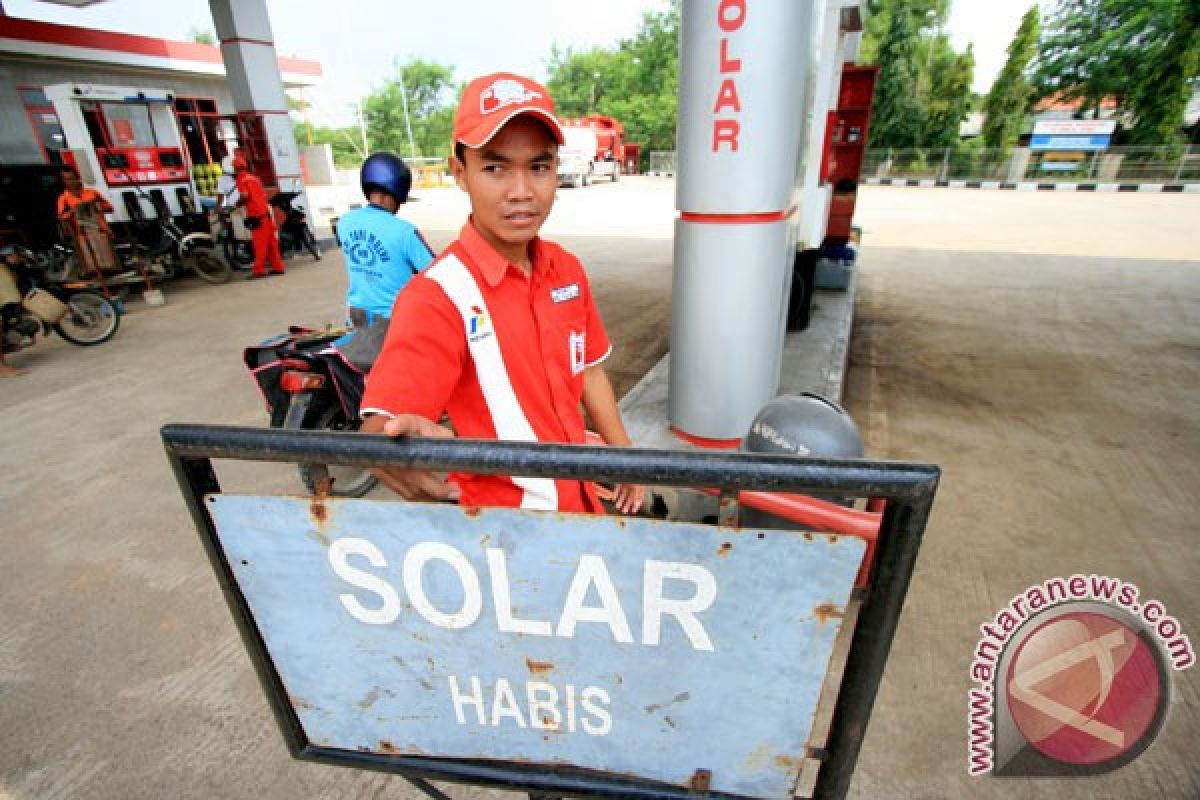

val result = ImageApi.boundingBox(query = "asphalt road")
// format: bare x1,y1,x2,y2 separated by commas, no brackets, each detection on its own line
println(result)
1,179,1198,799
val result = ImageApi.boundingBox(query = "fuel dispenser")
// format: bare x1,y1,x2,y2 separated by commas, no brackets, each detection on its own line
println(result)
43,83,200,225
821,65,878,244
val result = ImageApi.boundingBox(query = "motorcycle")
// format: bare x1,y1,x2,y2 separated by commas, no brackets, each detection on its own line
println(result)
37,239,166,298
116,173,231,284
127,210,232,284
244,326,376,497
1,244,121,349
33,243,75,282
269,192,321,261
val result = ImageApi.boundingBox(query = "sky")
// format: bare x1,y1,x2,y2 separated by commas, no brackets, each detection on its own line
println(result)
6,0,1037,126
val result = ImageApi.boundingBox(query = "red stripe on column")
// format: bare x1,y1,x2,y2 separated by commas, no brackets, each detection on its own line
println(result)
679,207,795,225
221,36,275,48
670,426,743,450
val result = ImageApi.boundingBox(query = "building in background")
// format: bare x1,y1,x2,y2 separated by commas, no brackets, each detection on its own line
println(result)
0,16,320,172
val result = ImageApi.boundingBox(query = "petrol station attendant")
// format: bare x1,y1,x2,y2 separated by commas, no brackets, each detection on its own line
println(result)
233,156,285,278
359,72,643,515
56,168,113,235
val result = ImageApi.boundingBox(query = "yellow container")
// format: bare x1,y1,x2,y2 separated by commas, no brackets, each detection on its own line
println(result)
22,288,68,323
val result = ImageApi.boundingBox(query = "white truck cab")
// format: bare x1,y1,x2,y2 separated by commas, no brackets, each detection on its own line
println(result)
557,127,597,188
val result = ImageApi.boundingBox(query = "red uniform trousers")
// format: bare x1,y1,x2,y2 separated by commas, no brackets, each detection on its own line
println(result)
251,216,285,276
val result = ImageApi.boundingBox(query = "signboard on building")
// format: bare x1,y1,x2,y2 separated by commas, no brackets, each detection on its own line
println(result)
1030,119,1116,151
205,495,865,800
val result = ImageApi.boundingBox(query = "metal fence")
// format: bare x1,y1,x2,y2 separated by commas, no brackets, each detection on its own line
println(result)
646,151,677,175
862,145,1200,184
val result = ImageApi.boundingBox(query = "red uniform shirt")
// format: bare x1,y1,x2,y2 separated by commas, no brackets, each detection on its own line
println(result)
235,171,270,218
361,220,612,512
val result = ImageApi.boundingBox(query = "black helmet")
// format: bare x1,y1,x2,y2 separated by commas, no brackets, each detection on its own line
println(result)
743,393,864,460
360,152,412,205
741,393,865,525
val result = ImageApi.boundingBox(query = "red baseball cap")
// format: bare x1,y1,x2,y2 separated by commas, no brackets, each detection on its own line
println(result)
453,72,565,149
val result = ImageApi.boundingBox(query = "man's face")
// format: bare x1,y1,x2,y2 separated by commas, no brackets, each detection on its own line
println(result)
451,115,558,260
61,172,81,191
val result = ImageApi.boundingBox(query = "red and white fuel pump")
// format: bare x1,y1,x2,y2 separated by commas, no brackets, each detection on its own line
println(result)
43,82,200,224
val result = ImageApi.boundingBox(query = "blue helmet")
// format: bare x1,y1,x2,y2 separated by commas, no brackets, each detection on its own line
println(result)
360,152,412,206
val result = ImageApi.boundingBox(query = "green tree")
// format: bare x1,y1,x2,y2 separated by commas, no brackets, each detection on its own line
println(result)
862,0,974,148
546,2,681,155
547,48,618,116
293,121,368,168
1032,0,1200,142
1034,0,1199,143
868,2,924,147
982,6,1039,149
925,42,975,147
1035,0,1135,117
861,0,949,64
364,59,458,159
187,27,216,46
1124,0,1200,145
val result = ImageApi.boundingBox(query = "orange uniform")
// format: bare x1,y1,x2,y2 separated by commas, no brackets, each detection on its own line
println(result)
57,188,112,235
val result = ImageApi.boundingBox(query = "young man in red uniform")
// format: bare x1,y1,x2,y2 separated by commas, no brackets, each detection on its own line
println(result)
233,157,285,279
359,72,643,515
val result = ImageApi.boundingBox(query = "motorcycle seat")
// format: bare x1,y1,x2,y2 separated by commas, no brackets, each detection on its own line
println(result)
279,347,325,368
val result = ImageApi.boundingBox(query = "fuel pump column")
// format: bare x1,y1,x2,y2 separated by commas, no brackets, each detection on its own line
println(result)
670,0,816,445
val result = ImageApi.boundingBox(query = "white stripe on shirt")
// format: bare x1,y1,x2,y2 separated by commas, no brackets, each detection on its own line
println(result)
426,255,558,511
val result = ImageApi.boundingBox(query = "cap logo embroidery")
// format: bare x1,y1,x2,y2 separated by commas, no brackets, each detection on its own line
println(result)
480,79,541,115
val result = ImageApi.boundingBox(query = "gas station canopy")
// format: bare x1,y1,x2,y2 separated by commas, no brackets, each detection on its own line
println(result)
0,15,321,87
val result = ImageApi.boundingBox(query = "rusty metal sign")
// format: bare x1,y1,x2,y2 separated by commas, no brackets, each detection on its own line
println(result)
163,424,939,800
206,495,863,798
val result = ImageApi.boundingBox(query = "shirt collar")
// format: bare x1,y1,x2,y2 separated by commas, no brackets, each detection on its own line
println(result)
459,218,556,288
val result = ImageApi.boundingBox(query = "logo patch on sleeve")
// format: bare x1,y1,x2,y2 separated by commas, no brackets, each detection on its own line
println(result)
551,283,581,304
570,331,586,375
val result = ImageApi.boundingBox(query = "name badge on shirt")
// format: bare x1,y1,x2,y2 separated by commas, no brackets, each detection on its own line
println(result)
551,283,580,303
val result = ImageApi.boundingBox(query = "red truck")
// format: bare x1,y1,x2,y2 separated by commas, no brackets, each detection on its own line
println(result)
557,115,639,183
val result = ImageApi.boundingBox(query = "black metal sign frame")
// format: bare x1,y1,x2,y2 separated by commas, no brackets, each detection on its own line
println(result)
162,424,939,800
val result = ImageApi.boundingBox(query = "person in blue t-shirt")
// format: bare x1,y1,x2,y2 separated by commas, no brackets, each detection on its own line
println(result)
335,152,434,370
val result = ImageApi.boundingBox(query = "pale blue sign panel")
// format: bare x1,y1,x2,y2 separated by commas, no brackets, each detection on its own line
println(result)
206,495,865,799
1030,134,1111,151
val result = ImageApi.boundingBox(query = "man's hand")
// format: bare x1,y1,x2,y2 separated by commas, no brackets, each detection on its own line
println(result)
361,414,461,503
610,483,644,515
581,365,645,516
